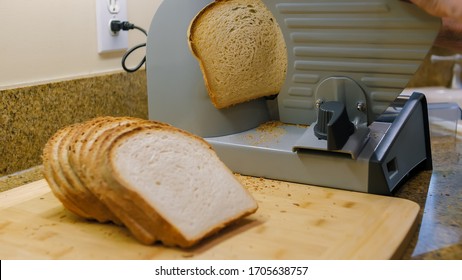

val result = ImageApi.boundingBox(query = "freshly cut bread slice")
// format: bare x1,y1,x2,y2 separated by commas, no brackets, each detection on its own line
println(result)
68,117,109,169
81,121,163,243
70,117,143,198
78,119,151,182
58,119,120,224
100,125,258,247
188,0,287,109
86,123,171,245
42,124,93,219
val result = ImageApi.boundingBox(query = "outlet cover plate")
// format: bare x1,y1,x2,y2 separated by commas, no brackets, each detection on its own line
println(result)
96,0,128,53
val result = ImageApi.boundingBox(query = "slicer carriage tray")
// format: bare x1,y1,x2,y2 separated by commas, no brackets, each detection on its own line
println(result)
206,93,432,195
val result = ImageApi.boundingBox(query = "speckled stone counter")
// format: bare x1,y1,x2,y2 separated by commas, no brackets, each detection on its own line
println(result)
396,132,462,259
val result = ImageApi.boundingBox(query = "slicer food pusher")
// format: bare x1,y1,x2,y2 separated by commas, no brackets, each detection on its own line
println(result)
146,0,440,195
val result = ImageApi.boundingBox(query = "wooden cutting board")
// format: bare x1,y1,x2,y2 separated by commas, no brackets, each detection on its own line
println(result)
0,177,419,260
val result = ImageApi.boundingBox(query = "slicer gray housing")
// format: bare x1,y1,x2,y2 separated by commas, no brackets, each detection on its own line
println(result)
146,0,440,195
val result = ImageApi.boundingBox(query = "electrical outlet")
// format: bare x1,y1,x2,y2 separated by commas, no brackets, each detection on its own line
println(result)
96,0,128,53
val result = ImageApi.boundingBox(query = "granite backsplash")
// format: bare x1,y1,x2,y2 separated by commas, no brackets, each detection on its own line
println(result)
0,71,148,177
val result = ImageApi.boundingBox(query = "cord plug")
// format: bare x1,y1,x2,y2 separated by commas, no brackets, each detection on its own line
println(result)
109,19,148,72
110,20,136,35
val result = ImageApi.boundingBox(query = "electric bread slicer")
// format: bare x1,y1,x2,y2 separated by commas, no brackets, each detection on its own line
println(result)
146,0,440,195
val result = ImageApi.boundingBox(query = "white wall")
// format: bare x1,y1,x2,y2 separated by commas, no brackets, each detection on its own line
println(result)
0,0,162,89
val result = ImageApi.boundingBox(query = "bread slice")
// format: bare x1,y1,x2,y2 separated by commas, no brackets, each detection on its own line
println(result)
70,117,141,194
42,125,94,219
58,119,121,224
81,120,161,242
76,117,146,180
188,0,287,109
67,117,109,170
100,125,258,247
85,122,172,245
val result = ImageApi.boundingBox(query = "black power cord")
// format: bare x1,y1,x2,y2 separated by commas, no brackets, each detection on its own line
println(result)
110,20,147,73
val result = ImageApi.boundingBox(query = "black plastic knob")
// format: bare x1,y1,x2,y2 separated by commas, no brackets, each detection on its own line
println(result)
314,101,355,150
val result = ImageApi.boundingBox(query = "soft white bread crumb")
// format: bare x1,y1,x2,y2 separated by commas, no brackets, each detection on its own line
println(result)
188,0,287,109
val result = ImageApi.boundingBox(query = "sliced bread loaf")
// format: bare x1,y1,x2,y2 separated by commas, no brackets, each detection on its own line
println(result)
188,0,287,109
42,117,258,247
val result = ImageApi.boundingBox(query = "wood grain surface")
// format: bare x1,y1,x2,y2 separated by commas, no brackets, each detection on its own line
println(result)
0,177,419,260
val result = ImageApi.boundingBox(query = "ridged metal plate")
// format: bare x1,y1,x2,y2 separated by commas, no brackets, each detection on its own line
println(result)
262,0,441,124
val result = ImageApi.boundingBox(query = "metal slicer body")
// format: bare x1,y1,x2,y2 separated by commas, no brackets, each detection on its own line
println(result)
146,0,440,195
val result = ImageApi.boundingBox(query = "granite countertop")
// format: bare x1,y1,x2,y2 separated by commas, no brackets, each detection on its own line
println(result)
1,125,460,260
397,129,462,259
